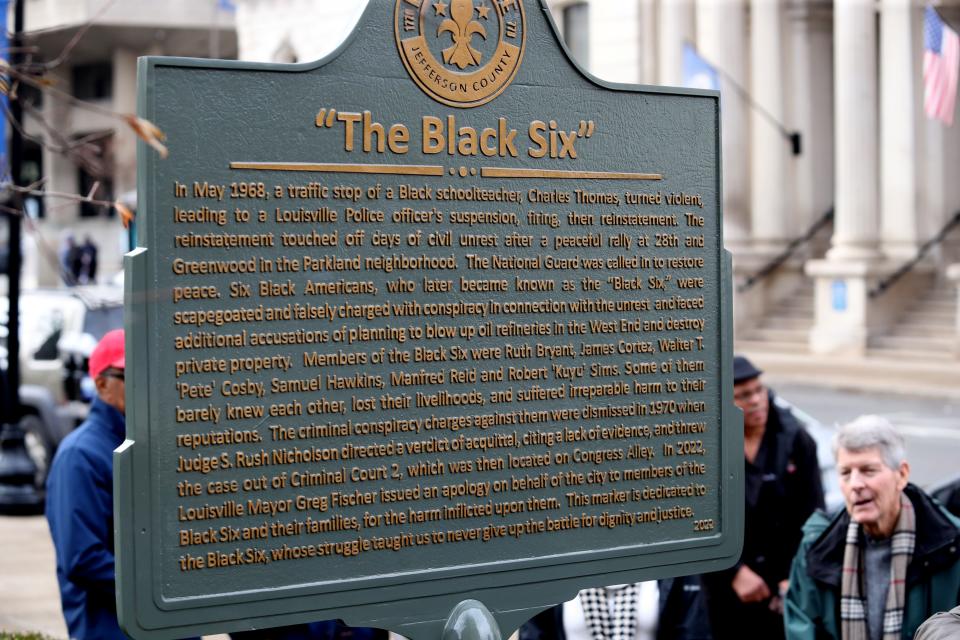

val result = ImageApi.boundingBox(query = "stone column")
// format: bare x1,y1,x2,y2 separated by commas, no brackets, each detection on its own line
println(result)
785,0,834,233
828,0,880,262
112,49,138,203
696,0,749,253
37,68,74,287
807,0,883,355
589,0,641,83
749,0,789,253
880,0,919,259
638,0,658,85
657,0,694,87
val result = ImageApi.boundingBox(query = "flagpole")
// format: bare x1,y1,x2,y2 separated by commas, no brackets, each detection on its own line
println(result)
718,66,802,155
0,0,43,515
687,41,803,156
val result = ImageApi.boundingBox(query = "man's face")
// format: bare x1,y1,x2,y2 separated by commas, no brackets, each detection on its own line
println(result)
837,446,909,538
733,376,768,432
95,367,125,416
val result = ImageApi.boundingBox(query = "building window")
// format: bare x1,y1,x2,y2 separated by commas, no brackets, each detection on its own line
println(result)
23,139,44,219
75,132,114,218
72,63,113,101
19,81,43,110
563,2,589,68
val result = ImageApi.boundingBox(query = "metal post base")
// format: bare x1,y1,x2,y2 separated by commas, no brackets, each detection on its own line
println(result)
0,422,43,515
442,601,502,640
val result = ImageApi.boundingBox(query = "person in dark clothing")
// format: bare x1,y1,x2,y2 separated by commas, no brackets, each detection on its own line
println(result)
59,232,80,286
46,329,127,639
702,356,824,640
230,620,387,640
518,576,713,640
78,234,98,284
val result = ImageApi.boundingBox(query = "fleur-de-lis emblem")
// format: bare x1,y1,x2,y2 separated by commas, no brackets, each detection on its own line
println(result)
438,0,487,69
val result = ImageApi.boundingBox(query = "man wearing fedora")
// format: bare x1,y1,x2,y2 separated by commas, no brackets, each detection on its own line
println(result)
703,355,825,639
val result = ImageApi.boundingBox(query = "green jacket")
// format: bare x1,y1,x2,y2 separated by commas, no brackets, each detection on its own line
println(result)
785,484,960,640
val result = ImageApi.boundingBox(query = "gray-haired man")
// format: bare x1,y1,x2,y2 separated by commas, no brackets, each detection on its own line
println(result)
785,416,960,640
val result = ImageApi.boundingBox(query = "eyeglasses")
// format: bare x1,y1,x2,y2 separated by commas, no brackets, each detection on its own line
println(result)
100,370,125,381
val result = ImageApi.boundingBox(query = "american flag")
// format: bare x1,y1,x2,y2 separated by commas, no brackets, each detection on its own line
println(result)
924,6,959,126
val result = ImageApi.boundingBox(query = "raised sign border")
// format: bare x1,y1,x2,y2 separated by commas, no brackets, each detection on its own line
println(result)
115,2,742,637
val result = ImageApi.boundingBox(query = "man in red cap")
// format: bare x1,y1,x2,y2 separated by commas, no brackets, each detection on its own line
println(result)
46,328,127,639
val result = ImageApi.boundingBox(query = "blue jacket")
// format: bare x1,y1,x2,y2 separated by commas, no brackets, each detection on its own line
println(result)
46,397,126,640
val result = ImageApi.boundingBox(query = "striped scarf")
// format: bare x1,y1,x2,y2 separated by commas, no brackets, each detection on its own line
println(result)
840,493,915,640
579,584,638,640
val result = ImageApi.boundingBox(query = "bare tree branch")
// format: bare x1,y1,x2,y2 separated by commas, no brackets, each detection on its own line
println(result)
41,0,120,71
18,101,112,177
6,65,120,119
9,184,116,209
6,68,169,158
6,184,133,228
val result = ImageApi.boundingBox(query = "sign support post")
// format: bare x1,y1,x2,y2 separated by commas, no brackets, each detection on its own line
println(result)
442,601,501,640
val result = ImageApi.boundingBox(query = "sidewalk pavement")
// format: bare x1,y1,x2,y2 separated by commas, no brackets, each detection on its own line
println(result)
0,515,228,639
743,350,960,400
0,515,66,638
0,515,409,639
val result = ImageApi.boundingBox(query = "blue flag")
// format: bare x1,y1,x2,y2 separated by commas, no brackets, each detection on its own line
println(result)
217,0,236,11
682,42,719,91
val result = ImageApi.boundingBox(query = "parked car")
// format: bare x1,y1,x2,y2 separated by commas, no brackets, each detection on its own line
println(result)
0,285,124,490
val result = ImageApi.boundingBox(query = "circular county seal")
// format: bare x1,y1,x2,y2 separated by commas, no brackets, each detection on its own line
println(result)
395,0,526,108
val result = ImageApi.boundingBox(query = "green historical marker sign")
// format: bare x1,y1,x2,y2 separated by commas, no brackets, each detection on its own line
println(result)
116,1,742,638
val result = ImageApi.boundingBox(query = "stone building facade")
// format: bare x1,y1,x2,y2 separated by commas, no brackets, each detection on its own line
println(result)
239,1,960,388
13,0,236,288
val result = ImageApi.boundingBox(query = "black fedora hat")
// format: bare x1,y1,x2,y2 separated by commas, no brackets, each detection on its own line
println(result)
733,355,763,383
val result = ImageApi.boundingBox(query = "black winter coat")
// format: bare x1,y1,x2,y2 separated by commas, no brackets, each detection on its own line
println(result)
703,391,825,639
